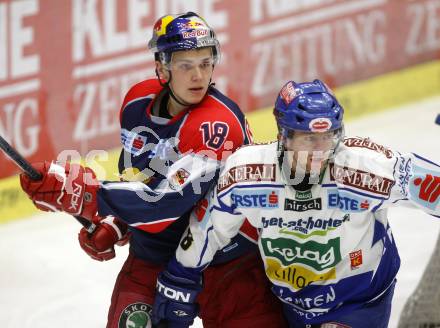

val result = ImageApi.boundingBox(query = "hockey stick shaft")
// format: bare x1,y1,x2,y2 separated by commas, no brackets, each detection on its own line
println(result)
0,135,96,233
0,135,42,180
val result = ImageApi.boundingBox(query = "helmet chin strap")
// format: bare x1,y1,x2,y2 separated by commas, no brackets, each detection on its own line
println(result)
155,68,193,107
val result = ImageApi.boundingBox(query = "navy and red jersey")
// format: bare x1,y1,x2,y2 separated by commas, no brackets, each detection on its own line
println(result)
96,79,256,264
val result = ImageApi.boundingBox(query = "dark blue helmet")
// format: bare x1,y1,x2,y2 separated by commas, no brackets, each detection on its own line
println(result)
274,79,344,137
147,12,220,64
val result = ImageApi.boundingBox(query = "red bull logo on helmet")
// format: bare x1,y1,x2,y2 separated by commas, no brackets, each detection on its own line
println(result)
309,118,332,132
183,29,208,39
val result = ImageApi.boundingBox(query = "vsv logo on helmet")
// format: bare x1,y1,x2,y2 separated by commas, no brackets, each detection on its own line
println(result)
309,118,332,132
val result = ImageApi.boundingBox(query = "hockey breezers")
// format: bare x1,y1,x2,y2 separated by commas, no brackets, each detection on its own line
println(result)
0,134,96,233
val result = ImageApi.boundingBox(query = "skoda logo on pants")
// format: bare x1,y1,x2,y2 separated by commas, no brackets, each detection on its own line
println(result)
118,302,152,328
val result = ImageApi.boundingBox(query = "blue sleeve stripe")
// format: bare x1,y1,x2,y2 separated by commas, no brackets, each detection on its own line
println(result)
413,153,440,168
211,204,242,215
337,187,386,200
218,183,284,198
322,183,338,188
392,198,409,204
371,200,384,212
197,225,215,267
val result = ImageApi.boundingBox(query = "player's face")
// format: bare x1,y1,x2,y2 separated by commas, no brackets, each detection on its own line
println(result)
168,48,214,104
284,130,338,174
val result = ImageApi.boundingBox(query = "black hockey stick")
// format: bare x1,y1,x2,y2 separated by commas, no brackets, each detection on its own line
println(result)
0,134,96,233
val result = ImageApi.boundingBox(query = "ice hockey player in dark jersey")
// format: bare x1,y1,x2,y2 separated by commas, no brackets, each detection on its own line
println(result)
19,12,287,328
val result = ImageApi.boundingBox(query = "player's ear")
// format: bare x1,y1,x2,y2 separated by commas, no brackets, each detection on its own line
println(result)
155,61,169,80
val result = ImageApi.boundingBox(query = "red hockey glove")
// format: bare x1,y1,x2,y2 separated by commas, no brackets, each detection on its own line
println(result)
19,161,99,221
78,215,130,261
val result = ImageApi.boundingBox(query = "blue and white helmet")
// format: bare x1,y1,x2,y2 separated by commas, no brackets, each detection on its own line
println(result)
273,79,344,137
147,12,220,65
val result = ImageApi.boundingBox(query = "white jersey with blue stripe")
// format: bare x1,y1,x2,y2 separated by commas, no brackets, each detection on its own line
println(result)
175,138,440,324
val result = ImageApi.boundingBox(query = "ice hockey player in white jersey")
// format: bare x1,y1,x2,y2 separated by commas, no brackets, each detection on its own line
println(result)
151,79,440,327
